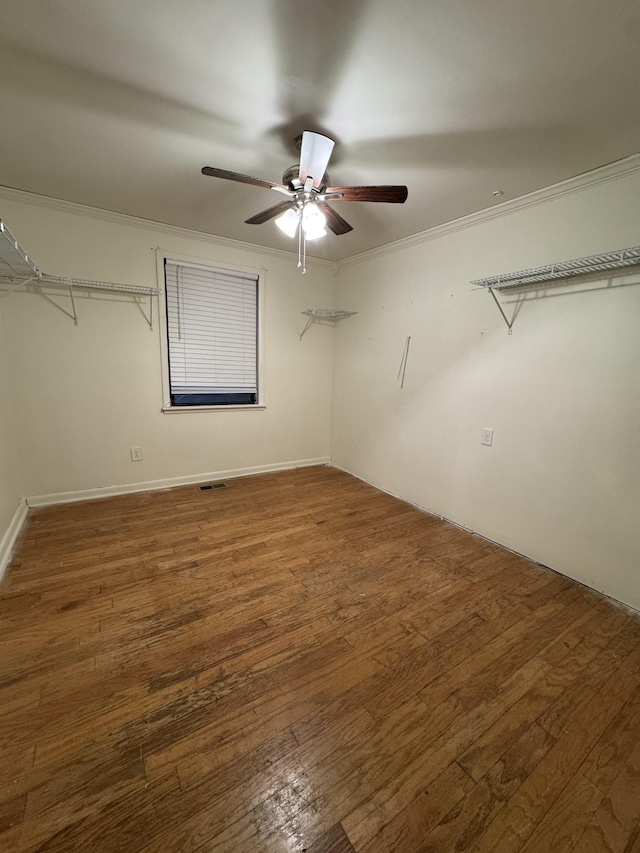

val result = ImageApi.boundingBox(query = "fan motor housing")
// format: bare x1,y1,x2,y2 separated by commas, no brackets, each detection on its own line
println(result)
282,164,330,193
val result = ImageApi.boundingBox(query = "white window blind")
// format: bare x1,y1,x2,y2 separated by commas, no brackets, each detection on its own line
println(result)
164,261,258,404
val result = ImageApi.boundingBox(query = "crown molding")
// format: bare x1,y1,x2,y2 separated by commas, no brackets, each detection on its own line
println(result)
2,152,639,272
339,153,640,269
0,184,336,269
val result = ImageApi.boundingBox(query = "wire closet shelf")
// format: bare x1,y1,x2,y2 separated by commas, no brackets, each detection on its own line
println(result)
300,308,357,339
471,244,640,290
472,243,640,333
0,219,158,327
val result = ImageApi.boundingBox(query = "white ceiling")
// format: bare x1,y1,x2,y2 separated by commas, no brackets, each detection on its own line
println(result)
1,0,639,261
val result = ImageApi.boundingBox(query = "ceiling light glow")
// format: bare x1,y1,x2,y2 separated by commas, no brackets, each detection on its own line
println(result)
275,208,300,238
275,200,328,274
301,203,327,241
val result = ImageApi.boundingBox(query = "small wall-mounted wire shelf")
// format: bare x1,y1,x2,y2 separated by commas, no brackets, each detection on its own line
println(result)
472,244,640,332
0,219,159,327
300,308,357,339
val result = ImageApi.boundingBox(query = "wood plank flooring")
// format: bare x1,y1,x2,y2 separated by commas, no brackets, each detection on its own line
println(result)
1,465,639,852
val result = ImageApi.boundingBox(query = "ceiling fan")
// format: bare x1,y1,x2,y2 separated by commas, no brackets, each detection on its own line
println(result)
202,130,408,272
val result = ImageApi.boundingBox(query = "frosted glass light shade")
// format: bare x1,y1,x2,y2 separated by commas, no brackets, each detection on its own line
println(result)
301,204,327,241
275,208,300,238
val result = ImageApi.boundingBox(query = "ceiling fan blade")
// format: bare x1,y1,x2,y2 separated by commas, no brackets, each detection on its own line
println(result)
324,185,408,203
318,203,353,235
202,166,287,192
244,200,295,225
299,131,335,190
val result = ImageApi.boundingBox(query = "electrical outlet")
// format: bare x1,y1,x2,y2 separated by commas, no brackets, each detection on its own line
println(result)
130,447,143,462
16,491,23,505
481,428,494,446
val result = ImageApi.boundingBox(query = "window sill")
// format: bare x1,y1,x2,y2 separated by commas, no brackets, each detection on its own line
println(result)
162,404,266,413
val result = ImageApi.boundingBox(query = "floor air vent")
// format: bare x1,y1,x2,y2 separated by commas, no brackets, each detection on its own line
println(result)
199,482,227,491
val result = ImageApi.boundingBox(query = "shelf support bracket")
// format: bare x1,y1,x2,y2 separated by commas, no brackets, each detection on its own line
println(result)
488,287,513,334
66,280,79,325
0,275,37,301
299,317,315,339
135,293,155,331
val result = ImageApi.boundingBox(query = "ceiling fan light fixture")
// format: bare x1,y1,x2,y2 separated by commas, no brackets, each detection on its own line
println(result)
301,203,327,241
201,130,407,273
275,207,300,238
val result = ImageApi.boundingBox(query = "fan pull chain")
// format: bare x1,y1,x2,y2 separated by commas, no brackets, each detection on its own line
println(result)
302,230,307,274
297,220,307,274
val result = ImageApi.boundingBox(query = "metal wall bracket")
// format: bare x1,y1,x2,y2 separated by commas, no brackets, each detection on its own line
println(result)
488,287,513,334
300,308,357,339
0,274,38,301
66,280,78,325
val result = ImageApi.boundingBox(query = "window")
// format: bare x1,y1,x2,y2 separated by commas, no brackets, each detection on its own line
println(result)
163,259,260,408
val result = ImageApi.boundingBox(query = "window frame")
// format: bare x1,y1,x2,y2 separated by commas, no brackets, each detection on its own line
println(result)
156,250,265,413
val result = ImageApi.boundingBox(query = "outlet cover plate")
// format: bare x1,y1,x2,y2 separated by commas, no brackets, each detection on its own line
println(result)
481,428,494,446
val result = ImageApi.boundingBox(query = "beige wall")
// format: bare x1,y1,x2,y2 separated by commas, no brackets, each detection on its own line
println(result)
331,170,640,610
0,192,336,502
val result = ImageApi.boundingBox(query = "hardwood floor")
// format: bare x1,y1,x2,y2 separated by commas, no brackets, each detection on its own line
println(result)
1,465,639,852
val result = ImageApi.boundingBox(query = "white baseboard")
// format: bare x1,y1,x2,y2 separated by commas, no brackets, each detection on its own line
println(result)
0,500,29,581
26,457,331,508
